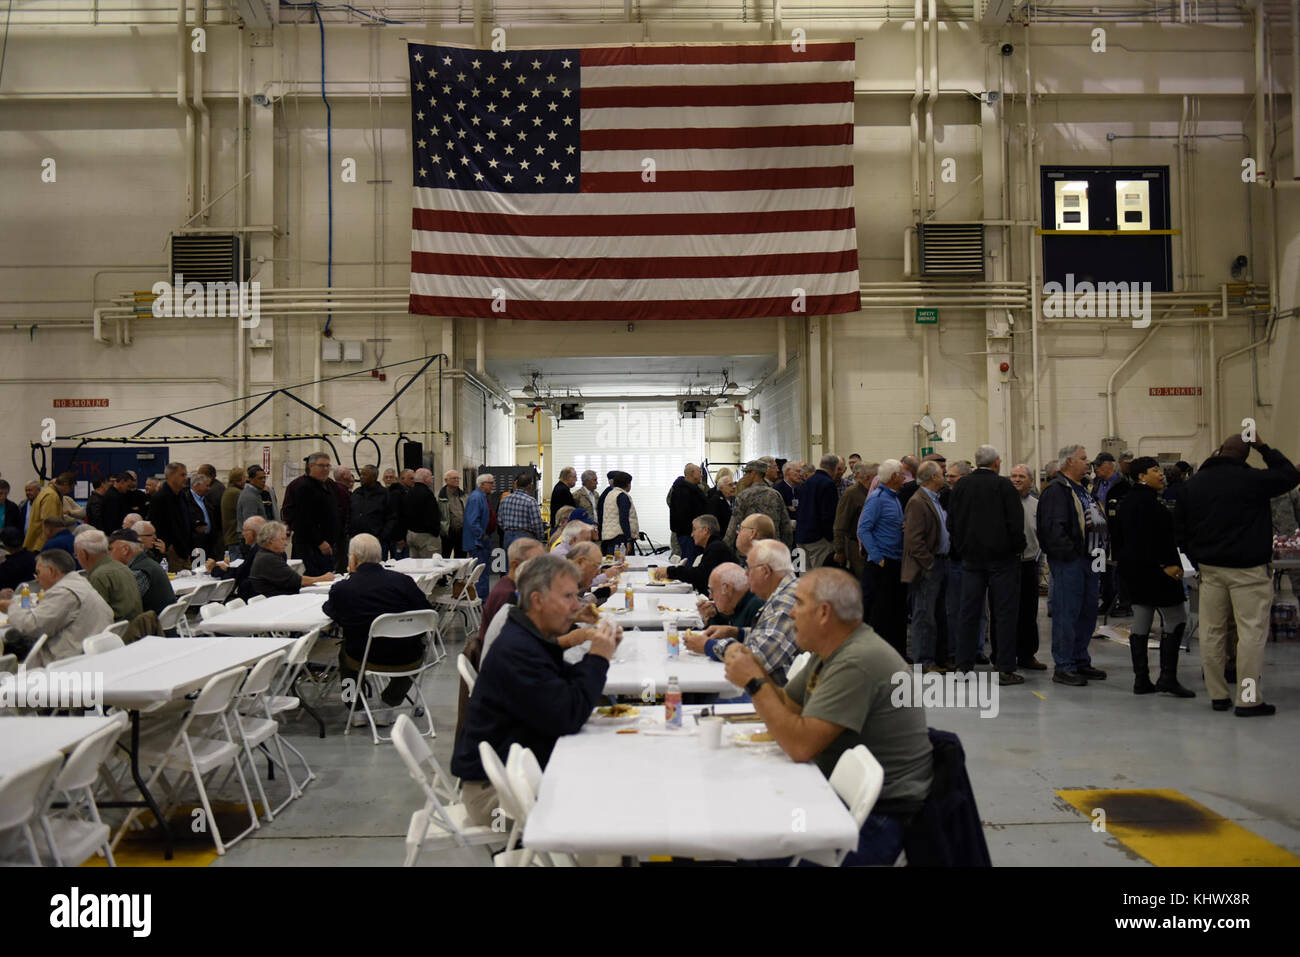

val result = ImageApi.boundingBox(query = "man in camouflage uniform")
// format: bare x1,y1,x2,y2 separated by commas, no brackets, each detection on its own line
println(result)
1271,487,1300,597
724,459,794,551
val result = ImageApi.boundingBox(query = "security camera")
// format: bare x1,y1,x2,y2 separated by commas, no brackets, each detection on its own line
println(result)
1000,43,1014,56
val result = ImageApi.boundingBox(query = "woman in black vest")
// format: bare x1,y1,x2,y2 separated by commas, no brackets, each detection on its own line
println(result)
1112,457,1195,697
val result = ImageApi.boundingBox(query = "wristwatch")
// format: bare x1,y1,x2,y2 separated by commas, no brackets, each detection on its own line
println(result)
744,677,769,698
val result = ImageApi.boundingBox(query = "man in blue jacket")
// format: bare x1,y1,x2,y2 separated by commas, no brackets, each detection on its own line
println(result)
795,453,841,571
462,473,496,599
452,553,617,825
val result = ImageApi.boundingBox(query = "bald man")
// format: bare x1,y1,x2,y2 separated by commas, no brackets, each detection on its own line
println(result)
402,468,444,559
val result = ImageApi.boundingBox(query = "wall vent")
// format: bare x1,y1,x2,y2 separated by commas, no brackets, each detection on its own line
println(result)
918,223,985,277
170,234,242,285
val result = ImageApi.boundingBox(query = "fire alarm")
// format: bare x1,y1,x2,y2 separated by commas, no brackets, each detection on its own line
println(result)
999,361,1010,373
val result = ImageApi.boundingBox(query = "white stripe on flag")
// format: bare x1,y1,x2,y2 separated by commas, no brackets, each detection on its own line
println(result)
413,185,854,215
579,103,852,129
412,229,858,260
410,272,860,301
579,60,854,87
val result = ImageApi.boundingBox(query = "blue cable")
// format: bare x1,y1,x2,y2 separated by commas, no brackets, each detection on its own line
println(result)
312,2,334,336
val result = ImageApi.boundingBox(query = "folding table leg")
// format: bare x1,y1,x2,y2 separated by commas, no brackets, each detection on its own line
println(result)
128,709,174,861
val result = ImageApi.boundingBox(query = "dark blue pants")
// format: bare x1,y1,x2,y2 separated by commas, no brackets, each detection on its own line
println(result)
677,534,699,565
1048,557,1099,672
958,558,1020,673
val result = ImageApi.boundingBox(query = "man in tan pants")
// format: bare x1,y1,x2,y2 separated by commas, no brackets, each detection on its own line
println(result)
1175,434,1300,716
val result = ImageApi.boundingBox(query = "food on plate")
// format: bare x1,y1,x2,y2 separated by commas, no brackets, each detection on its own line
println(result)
597,704,639,717
745,731,775,743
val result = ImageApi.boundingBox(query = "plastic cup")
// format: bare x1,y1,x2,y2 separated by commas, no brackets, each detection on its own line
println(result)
699,716,724,750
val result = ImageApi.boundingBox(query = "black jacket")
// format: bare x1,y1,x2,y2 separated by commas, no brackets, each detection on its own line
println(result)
667,477,708,536
149,484,193,561
451,606,608,781
1036,475,1088,564
213,543,261,601
283,476,341,550
1175,445,1300,568
247,548,303,599
86,491,108,530
184,488,223,561
323,562,431,663
665,536,734,594
387,484,409,540
947,468,1025,565
0,549,37,591
1113,484,1185,607
401,483,442,536
349,482,394,540
706,488,732,534
548,481,577,532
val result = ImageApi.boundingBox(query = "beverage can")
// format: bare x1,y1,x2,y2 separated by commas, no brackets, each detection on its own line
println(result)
666,626,680,659
625,585,634,611
665,676,682,729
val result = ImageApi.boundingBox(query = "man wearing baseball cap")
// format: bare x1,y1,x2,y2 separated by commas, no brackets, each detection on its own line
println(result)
109,527,177,616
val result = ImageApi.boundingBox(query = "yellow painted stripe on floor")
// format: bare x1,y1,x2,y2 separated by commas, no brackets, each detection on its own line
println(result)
82,802,258,868
1057,788,1300,867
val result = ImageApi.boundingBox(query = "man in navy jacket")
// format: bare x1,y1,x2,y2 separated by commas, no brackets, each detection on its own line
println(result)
795,453,841,571
452,553,617,826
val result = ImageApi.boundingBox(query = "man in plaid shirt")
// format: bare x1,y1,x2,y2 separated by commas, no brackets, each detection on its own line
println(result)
700,539,801,684
498,472,546,549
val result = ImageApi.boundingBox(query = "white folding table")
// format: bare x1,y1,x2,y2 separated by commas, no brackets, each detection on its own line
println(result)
523,705,860,862
0,715,122,784
600,590,702,630
194,593,331,635
617,571,693,594
386,557,470,576
602,631,739,697
169,575,223,597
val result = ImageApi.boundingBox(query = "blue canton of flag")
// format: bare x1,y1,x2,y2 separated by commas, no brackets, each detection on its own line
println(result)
409,44,582,194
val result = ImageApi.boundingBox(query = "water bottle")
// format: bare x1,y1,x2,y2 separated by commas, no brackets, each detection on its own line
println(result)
19,584,31,610
625,584,634,612
160,557,169,574
665,675,682,729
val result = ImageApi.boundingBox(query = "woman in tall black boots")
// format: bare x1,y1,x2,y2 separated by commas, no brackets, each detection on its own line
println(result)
1112,457,1196,697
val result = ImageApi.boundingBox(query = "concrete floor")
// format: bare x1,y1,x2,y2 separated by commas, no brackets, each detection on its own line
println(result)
197,610,1300,867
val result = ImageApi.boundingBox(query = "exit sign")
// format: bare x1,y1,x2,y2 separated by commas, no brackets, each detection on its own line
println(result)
915,308,938,325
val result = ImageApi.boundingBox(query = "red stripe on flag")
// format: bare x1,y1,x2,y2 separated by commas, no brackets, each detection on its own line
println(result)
582,81,852,110
412,207,856,236
581,166,853,192
582,124,854,151
580,43,855,67
409,292,862,321
411,249,858,280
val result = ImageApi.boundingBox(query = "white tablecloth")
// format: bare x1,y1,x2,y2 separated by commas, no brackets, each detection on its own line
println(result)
0,715,122,781
386,557,470,576
523,705,860,860
89,636,294,710
603,632,738,696
194,593,330,635
617,571,693,594
600,590,702,630
170,575,222,597
227,557,304,572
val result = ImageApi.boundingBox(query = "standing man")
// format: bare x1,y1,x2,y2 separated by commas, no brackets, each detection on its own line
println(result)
795,453,840,571
901,461,948,672
667,463,708,563
833,461,877,580
349,465,395,550
387,468,416,560
23,473,73,552
724,460,793,551
86,476,111,530
773,462,800,518
549,467,578,535
857,459,908,657
149,462,192,569
187,472,224,563
18,480,40,539
1038,444,1107,687
463,473,497,598
236,465,279,529
438,469,468,559
572,469,599,516
947,445,1025,685
839,453,862,494
196,464,225,503
282,452,342,577
500,472,546,549
1008,464,1046,671
221,468,246,560
330,467,355,572
402,468,444,558
1176,434,1299,716
596,470,638,556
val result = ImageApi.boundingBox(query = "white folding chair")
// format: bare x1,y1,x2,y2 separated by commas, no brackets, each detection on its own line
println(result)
434,561,483,637
344,610,443,744
790,745,885,867
224,597,246,610
187,581,220,607
392,715,500,866
114,666,261,857
199,602,227,621
83,633,126,656
505,745,575,867
105,621,129,638
249,627,322,773
208,578,237,602
247,594,268,604
22,634,49,667
156,598,191,637
457,653,478,696
478,740,533,866
37,712,130,867
230,651,303,821
0,753,63,866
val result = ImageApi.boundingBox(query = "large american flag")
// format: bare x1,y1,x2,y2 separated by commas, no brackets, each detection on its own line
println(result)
407,41,860,322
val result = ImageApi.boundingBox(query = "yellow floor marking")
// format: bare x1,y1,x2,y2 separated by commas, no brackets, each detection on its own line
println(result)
1057,788,1300,867
82,803,262,868
1031,691,1046,700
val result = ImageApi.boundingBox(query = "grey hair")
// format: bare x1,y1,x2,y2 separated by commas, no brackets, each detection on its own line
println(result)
258,520,287,545
191,473,212,489
853,461,878,479
803,567,864,623
476,473,495,488
349,533,382,565
877,459,903,484
559,467,576,481
951,460,973,477
567,541,601,564
581,469,597,483
164,462,187,477
74,527,109,557
1058,444,1085,463
117,539,144,557
917,461,943,483
974,445,1000,468
516,553,580,610
1011,463,1033,478
307,452,330,467
507,536,545,565
692,513,720,536
748,539,793,576
819,452,841,471
710,562,748,593
243,515,266,533
36,548,76,575
560,521,593,544
1045,460,1060,477
122,513,143,528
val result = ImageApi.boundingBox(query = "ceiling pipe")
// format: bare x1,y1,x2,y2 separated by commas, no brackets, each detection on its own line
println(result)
911,0,923,220
177,0,195,219
193,0,209,222
925,0,938,216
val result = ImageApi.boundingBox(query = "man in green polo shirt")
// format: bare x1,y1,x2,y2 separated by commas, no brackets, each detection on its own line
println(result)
724,567,933,865
74,526,143,623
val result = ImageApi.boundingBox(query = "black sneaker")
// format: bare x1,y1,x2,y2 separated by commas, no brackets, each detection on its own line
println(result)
1053,670,1087,686
1211,698,1232,711
998,671,1025,686
1077,666,1107,680
1234,703,1276,717
975,654,991,665
1018,658,1048,671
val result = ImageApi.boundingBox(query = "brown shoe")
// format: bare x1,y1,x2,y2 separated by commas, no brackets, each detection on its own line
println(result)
1018,658,1048,671
998,671,1025,686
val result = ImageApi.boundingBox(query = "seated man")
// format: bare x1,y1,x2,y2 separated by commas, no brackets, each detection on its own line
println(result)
323,534,432,726
452,554,618,825
74,527,142,623
246,520,334,598
653,514,733,594
697,539,801,683
0,526,38,591
109,528,177,616
688,562,765,654
724,568,934,865
41,516,80,564
566,541,618,607
133,520,166,565
733,512,776,567
207,515,266,600
551,520,596,558
0,549,113,666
